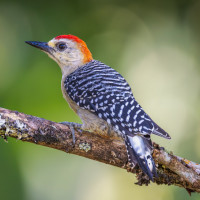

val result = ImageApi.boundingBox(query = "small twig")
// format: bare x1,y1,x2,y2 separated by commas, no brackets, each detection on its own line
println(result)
0,107,200,193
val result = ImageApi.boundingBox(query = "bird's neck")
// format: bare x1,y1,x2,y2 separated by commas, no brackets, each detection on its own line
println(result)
59,60,90,77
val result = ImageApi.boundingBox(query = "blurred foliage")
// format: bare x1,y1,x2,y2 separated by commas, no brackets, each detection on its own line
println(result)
0,0,200,199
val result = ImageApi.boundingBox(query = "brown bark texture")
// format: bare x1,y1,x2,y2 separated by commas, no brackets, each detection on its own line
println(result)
0,107,200,194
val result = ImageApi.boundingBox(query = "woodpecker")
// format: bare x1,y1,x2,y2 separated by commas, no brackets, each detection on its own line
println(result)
26,35,171,181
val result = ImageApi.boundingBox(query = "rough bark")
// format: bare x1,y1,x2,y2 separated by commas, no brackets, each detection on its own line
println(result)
0,107,200,193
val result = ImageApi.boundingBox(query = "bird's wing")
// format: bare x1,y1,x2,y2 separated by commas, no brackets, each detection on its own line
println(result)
64,60,170,139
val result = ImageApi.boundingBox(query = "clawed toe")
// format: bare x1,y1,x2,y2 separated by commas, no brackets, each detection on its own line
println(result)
60,122,82,144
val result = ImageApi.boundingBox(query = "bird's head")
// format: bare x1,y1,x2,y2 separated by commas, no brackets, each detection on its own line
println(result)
26,35,93,75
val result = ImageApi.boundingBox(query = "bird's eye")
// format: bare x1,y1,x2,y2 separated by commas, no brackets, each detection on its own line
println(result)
57,43,67,51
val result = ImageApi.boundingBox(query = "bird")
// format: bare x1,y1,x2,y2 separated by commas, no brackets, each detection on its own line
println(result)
25,35,171,181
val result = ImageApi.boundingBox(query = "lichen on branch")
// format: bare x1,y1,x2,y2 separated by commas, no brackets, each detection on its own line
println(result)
0,107,200,194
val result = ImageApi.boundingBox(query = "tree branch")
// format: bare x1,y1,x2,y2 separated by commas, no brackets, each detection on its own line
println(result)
0,107,200,193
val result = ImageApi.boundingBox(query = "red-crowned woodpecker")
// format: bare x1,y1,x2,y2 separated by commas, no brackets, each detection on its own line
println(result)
26,35,171,181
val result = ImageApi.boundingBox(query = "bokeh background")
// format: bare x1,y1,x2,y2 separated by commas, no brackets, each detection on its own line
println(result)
0,0,200,199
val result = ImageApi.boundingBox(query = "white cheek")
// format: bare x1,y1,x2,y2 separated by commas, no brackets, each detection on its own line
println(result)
66,49,83,61
59,56,66,63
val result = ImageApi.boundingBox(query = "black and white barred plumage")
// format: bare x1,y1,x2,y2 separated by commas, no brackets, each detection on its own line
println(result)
64,60,170,181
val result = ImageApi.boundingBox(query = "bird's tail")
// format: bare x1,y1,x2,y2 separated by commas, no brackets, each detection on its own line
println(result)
125,135,157,181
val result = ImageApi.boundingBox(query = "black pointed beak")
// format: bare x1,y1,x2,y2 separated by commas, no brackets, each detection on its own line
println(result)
25,41,53,53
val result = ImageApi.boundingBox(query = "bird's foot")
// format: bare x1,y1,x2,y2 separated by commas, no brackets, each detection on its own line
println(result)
60,122,82,145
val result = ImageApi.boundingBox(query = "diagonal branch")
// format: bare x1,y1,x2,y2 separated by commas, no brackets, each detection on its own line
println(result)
0,107,200,193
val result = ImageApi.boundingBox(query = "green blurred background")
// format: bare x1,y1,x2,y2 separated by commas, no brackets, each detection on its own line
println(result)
0,0,200,199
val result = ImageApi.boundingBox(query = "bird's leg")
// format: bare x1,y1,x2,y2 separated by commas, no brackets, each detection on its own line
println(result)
60,122,82,145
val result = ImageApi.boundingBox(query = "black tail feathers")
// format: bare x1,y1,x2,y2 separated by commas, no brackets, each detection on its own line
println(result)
152,122,171,139
125,135,157,181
